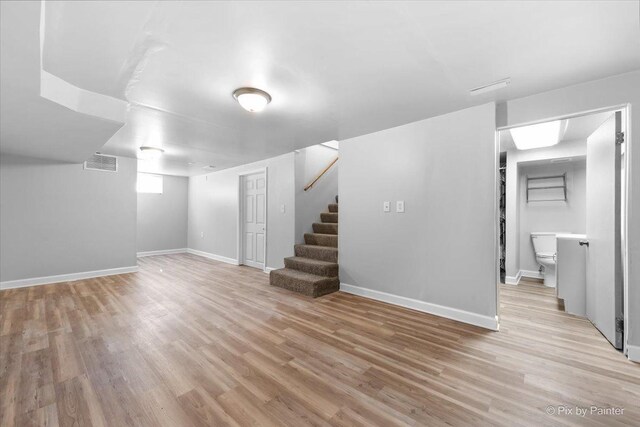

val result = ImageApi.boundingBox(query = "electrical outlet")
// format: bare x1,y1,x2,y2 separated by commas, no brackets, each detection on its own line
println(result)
200,231,204,238
396,201,405,213
383,201,390,212
280,204,286,213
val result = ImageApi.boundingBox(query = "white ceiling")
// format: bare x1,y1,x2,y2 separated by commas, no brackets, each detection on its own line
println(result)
499,110,614,152
2,1,640,175
0,1,125,163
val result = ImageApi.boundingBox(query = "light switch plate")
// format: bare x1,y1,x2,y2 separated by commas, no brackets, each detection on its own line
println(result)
383,201,390,212
396,201,405,213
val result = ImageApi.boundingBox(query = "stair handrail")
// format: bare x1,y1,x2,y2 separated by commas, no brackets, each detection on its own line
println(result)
304,156,338,191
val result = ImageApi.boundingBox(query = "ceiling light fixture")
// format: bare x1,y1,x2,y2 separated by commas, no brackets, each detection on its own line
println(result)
232,87,272,112
510,120,562,150
470,78,511,96
138,146,164,160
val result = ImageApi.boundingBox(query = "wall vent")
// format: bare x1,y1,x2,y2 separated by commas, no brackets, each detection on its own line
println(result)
84,153,118,172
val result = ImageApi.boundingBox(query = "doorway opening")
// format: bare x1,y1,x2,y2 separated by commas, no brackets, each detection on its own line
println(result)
496,106,629,354
238,169,268,271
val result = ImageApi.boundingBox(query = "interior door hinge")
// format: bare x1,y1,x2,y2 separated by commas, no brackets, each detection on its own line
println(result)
616,131,625,145
615,317,624,333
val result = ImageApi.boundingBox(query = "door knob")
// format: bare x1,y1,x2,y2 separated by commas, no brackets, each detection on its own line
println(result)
579,240,589,247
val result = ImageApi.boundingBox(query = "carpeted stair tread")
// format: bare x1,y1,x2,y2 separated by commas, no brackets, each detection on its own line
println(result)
312,223,338,235
271,199,339,298
294,244,338,262
320,212,338,223
284,256,338,277
269,268,339,298
304,233,338,248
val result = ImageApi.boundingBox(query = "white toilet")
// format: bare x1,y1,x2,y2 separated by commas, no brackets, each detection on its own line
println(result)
531,232,558,287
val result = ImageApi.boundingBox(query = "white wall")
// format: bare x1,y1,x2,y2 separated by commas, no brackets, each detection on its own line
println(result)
339,103,497,329
295,144,339,243
504,139,588,279
501,70,640,356
0,154,137,285
137,174,188,254
518,161,586,272
188,153,295,269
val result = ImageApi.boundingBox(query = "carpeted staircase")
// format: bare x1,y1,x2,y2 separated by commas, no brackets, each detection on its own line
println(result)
269,197,339,297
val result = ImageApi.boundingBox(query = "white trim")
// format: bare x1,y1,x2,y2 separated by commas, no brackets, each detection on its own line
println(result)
494,124,501,325
137,248,187,258
519,269,544,279
0,266,138,290
627,345,640,363
505,271,522,285
496,103,629,131
264,267,276,273
187,248,239,265
622,104,632,356
340,283,499,331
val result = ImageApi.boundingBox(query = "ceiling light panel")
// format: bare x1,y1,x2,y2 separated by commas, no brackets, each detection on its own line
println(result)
510,120,562,150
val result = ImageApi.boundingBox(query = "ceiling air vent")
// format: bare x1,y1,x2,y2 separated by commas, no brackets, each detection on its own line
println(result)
84,153,118,172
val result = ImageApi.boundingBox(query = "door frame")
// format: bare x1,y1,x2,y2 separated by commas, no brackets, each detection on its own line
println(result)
237,167,268,272
494,103,632,355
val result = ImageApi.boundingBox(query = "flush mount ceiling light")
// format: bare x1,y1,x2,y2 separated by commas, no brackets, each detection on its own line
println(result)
138,146,164,160
510,120,563,150
232,87,272,112
470,78,511,96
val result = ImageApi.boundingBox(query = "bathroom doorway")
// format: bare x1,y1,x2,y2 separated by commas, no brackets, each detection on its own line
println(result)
496,106,629,352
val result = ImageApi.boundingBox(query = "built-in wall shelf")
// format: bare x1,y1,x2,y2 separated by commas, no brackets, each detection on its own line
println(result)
526,173,566,202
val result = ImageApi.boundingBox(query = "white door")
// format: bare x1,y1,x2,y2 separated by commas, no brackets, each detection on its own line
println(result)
241,172,266,269
585,111,623,349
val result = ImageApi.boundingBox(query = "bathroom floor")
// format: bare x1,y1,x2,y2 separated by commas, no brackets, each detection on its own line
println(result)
504,277,566,311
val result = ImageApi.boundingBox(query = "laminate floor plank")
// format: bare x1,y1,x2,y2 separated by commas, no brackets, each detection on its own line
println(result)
1,253,638,426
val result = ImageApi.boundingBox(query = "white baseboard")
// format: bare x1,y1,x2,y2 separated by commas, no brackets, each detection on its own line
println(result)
627,344,640,363
505,271,522,285
505,270,543,285
0,266,139,290
520,269,543,279
340,283,499,331
187,248,239,265
137,248,188,258
264,267,276,273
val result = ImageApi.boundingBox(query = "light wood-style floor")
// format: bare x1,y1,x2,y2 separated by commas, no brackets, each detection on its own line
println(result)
1,254,638,426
